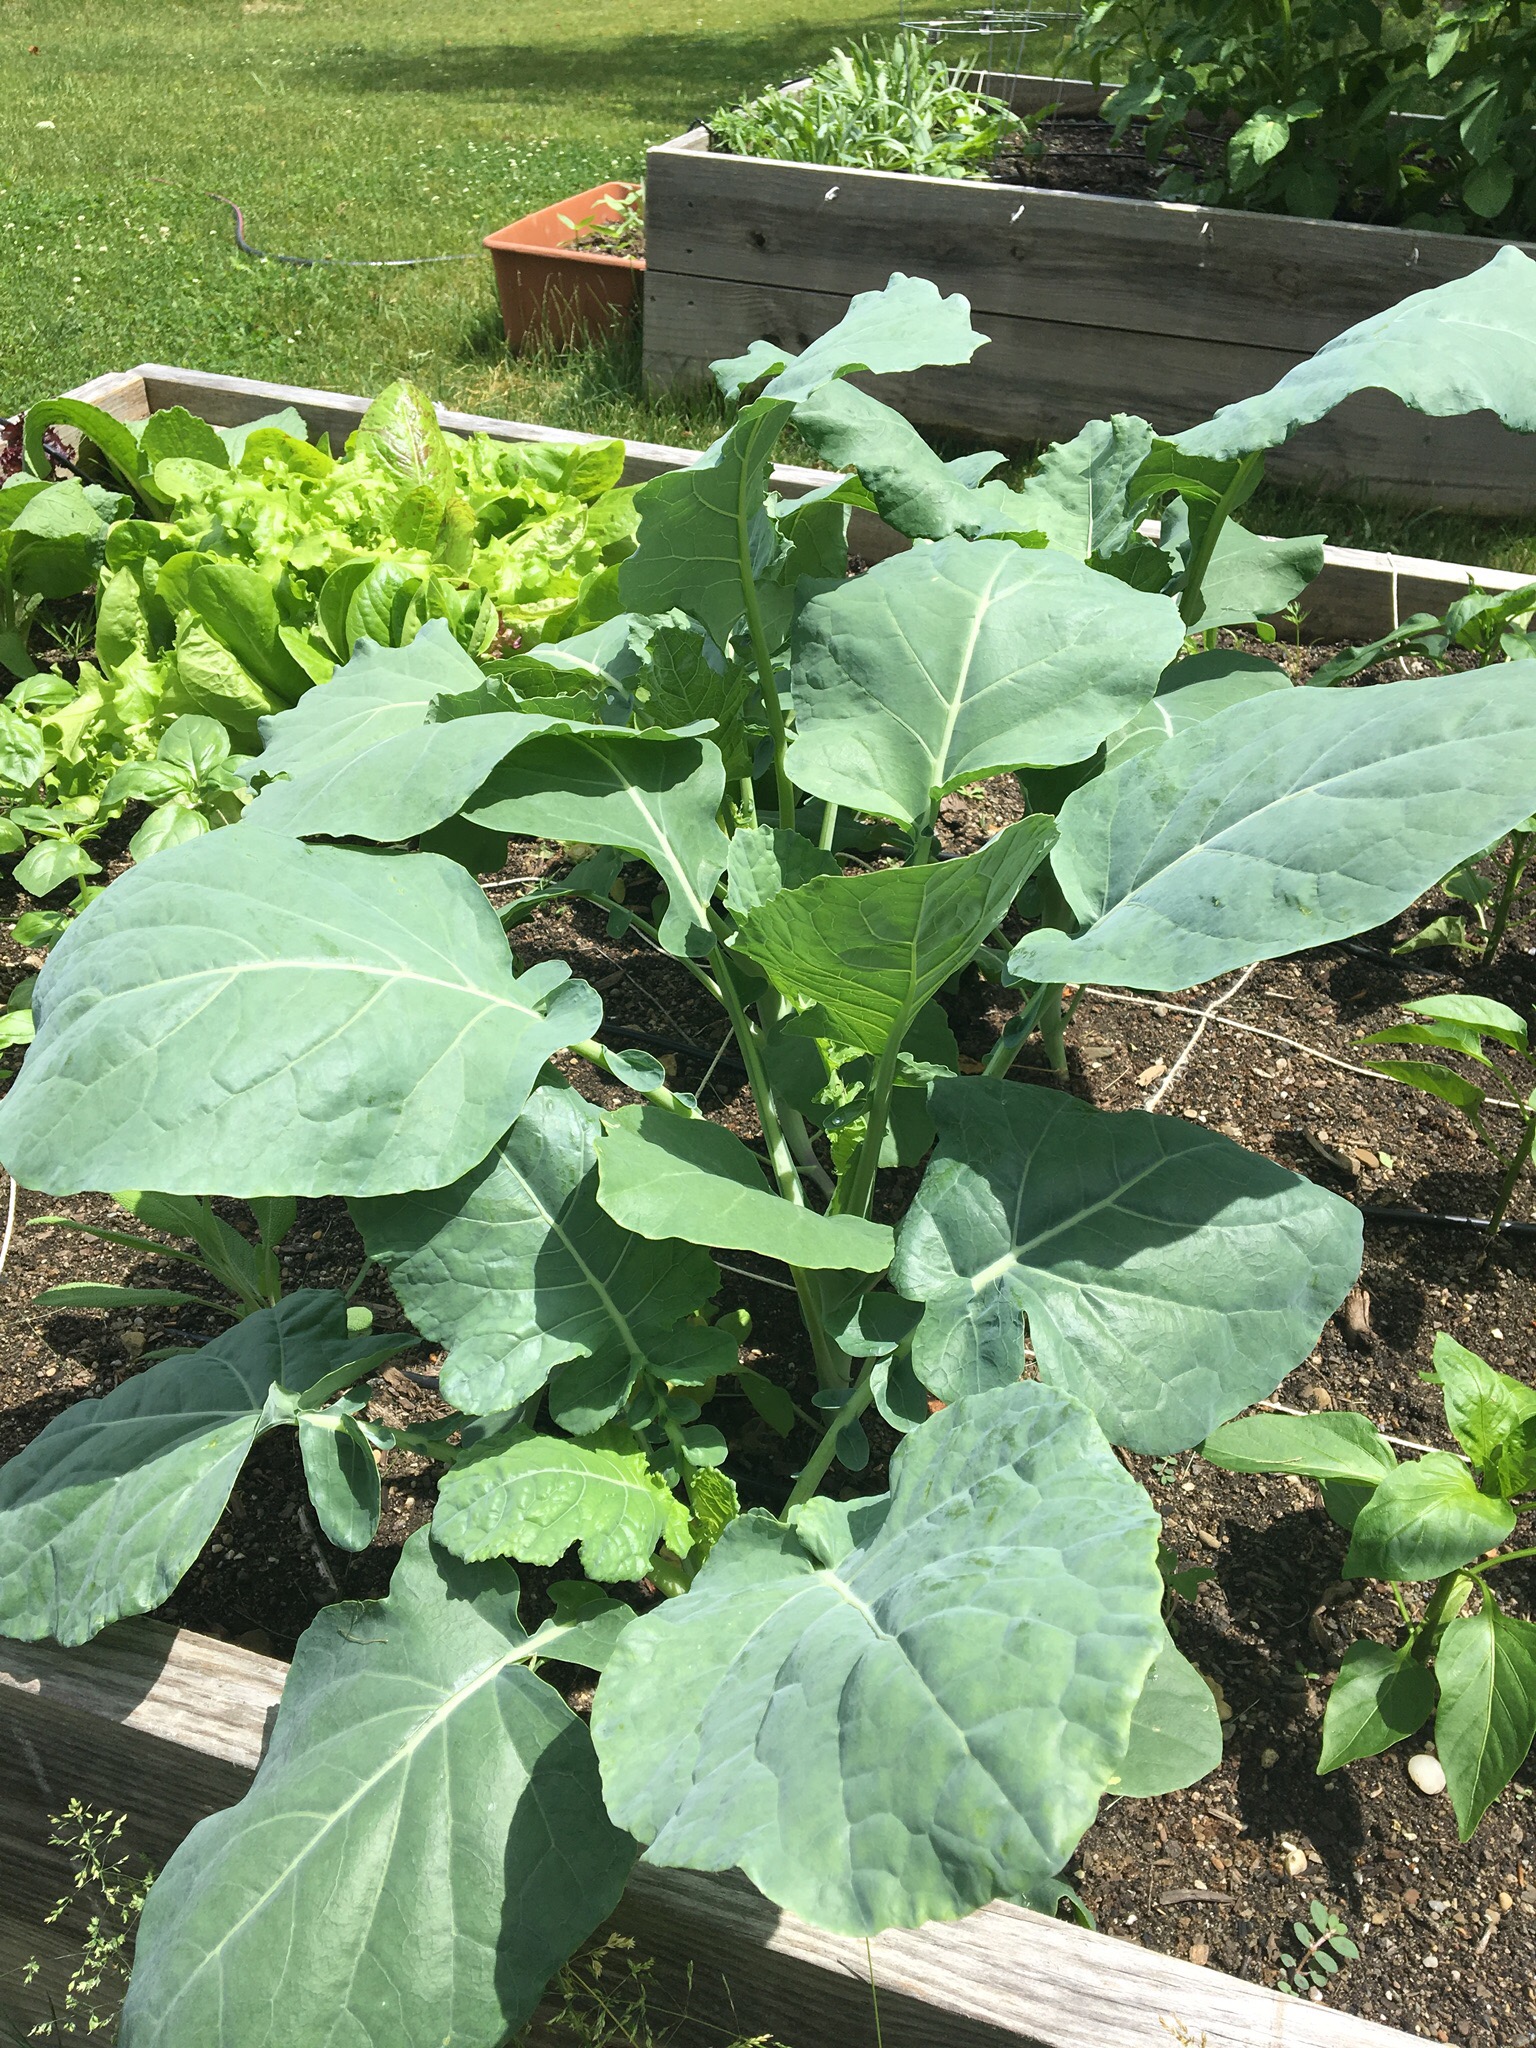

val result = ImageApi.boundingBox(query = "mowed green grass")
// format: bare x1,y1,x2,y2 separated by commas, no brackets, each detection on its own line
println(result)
3,0,1535,570
0,0,894,439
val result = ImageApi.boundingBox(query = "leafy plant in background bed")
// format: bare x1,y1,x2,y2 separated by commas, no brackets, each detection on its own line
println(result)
709,28,1023,176
1205,1332,1536,1838
1357,992,1536,1239
1309,586,1536,963
0,381,635,918
3,251,1536,2046
1073,0,1536,232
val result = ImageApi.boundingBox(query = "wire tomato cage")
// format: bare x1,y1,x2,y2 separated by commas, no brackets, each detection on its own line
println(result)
897,5,1081,83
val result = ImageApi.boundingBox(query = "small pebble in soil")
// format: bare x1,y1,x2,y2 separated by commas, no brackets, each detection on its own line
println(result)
1409,1753,1448,1796
1283,1844,1309,1877
1261,1747,1279,1768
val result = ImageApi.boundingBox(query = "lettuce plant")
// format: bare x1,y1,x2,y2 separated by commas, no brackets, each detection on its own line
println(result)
4,258,1536,2047
0,382,633,909
1204,1333,1536,1837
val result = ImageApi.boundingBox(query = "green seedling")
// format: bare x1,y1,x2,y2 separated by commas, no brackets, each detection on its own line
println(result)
1277,1899,1359,1997
1205,1334,1536,1838
1357,994,1536,1239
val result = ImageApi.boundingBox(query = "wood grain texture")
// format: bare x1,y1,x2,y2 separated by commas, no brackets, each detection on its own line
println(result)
0,1621,1420,2048
641,269,1536,513
644,75,1536,511
646,135,1528,358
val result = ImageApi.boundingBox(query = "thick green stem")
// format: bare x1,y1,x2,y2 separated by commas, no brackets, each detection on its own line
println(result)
832,1027,905,1222
783,1355,879,1512
1178,453,1263,630
1473,1545,1536,1574
1411,1570,1476,1660
1483,1111,1536,1248
1481,830,1531,966
982,981,1057,1080
714,949,850,1390
818,798,839,852
737,539,796,831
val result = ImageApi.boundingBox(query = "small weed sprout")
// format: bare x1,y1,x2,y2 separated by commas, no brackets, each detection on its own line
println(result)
1276,1899,1358,1997
19,1802,150,2040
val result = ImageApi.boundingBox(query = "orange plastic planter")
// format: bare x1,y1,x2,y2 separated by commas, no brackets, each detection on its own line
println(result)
484,181,643,350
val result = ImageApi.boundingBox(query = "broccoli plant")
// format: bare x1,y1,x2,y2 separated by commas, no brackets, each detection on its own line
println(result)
3,255,1536,2048
1205,1332,1536,1838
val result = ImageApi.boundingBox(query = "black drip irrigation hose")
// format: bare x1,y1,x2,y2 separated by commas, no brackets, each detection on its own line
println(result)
1361,1202,1536,1239
154,184,481,268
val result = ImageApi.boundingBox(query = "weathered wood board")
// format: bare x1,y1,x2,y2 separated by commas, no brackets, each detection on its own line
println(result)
63,362,1536,643
642,75,1536,511
0,1619,1419,2048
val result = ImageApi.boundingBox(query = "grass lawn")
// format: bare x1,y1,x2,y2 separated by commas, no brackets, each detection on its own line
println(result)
0,0,895,439
3,0,1534,572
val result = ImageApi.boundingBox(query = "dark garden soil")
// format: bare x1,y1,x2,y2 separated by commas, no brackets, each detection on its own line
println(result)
3,656,1536,2043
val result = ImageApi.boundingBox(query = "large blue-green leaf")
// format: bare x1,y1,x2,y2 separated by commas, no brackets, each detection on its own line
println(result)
0,832,600,1197
592,1381,1163,1932
712,272,987,405
247,624,583,841
119,1532,637,2048
1114,1630,1223,1797
1010,667,1536,993
1102,649,1290,772
734,819,1054,1054
0,1293,399,1645
788,538,1184,826
892,1079,1360,1454
435,1419,692,1582
352,1083,719,1416
1008,413,1156,560
1177,247,1536,460
616,398,790,648
251,623,486,784
1435,1595,1536,1839
595,1105,893,1273
465,728,729,956
1178,523,1325,634
789,380,1038,543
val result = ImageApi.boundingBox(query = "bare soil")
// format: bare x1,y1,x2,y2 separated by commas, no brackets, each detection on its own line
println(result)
3,688,1536,2042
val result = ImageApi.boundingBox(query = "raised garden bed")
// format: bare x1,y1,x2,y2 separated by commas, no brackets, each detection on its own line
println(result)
643,73,1536,513
3,364,1536,2048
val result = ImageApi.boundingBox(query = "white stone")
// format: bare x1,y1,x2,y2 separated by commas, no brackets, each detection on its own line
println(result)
1408,1753,1447,1797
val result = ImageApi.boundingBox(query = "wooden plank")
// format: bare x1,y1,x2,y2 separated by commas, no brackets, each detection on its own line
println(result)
611,1864,1414,2048
646,84,1533,359
0,1625,284,2035
69,363,1536,642
0,1621,1419,2048
48,367,148,421
641,269,1536,513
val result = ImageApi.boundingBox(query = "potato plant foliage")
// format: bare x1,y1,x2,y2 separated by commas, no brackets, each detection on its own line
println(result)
5,258,1536,2047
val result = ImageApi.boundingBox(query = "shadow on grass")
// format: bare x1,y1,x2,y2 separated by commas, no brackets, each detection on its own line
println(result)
328,25,884,126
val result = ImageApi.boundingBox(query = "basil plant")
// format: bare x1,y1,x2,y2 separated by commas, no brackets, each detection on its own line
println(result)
4,253,1536,2048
